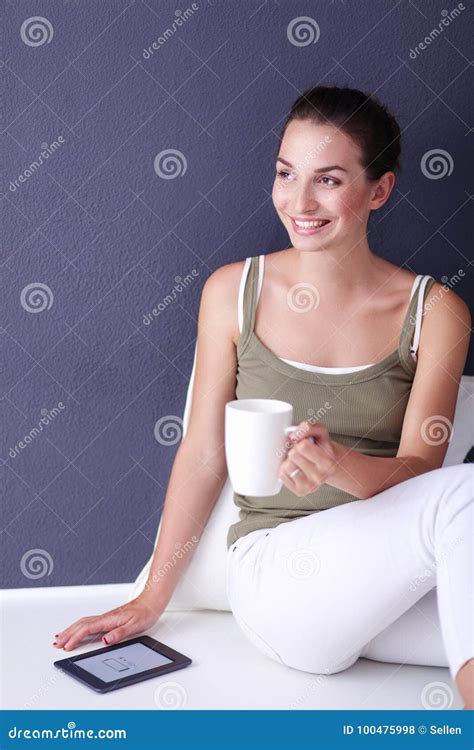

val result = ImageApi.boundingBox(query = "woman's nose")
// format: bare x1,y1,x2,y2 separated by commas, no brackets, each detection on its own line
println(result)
292,185,319,215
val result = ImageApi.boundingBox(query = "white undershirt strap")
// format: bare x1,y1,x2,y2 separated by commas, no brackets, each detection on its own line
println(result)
410,275,433,360
237,257,252,334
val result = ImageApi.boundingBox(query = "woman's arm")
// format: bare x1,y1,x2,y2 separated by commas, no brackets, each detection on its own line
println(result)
139,263,241,610
280,285,471,500
54,262,243,650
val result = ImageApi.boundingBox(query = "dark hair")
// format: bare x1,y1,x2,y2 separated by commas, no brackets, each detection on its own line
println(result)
278,85,401,182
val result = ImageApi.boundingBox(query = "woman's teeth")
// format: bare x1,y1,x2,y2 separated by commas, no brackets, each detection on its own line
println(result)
294,219,330,228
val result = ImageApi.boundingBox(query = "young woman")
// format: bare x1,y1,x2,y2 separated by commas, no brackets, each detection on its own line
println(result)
53,86,473,707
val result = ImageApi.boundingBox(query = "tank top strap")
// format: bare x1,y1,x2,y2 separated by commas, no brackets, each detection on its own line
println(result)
237,255,262,354
399,273,437,370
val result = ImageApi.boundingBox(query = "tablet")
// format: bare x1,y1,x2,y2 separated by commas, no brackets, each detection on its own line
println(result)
54,635,192,693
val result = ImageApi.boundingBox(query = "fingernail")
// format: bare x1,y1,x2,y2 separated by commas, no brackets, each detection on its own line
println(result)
103,637,109,644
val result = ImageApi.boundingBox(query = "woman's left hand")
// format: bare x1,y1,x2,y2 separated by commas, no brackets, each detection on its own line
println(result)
279,420,338,496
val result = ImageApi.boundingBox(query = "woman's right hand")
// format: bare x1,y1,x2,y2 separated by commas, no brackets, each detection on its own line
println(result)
53,594,163,652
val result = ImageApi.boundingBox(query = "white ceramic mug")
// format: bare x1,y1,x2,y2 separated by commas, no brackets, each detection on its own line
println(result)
225,398,300,496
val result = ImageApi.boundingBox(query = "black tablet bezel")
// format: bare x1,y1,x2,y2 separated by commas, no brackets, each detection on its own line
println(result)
54,634,192,693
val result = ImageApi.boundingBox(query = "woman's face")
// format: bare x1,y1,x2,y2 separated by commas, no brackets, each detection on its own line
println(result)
272,119,388,251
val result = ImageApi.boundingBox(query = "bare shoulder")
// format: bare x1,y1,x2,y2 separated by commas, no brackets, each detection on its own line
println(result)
201,258,248,345
423,279,471,327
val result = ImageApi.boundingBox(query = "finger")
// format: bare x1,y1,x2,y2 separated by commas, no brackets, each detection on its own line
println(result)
60,612,129,651
289,443,330,483
54,618,90,646
290,421,329,445
280,459,310,494
102,619,137,646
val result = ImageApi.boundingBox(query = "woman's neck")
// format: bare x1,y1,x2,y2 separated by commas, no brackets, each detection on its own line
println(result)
282,238,384,300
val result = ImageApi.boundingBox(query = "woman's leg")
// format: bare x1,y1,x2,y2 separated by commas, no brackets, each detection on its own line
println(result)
226,464,473,686
360,588,449,668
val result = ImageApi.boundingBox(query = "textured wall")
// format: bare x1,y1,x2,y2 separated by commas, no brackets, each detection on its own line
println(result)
2,0,472,587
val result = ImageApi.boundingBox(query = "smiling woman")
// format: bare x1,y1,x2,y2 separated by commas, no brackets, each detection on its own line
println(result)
53,83,473,709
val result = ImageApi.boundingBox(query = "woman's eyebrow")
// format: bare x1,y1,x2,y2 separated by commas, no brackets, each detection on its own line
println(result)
276,157,348,173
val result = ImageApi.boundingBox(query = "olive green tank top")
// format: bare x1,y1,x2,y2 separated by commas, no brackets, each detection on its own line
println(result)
227,254,437,549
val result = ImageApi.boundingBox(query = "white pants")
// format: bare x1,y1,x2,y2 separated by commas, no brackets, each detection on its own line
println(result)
226,464,473,680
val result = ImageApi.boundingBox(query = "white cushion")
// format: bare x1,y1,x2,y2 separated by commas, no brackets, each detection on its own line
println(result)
3,584,458,710
127,344,473,612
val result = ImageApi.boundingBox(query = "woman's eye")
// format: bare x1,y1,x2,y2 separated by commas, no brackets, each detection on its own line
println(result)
276,171,339,186
320,176,339,186
276,170,293,181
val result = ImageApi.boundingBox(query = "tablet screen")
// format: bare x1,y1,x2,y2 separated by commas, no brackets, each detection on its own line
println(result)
75,642,174,683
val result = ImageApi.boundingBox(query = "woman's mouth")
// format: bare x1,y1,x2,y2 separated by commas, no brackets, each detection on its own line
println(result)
290,217,332,235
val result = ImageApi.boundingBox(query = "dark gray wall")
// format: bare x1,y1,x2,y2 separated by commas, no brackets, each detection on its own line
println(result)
2,0,472,587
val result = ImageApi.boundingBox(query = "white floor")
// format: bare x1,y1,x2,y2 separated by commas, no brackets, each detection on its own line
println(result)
0,583,463,710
